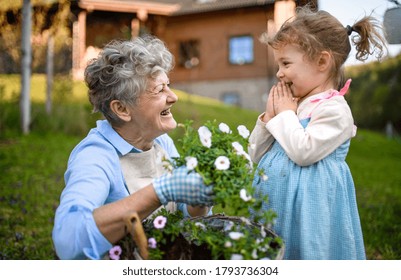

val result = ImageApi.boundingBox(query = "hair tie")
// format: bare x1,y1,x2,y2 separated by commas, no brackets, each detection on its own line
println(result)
346,25,354,36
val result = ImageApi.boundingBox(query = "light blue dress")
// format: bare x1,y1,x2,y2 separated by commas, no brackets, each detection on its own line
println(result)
252,117,366,260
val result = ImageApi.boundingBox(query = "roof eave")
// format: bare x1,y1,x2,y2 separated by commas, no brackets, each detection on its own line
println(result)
78,0,180,15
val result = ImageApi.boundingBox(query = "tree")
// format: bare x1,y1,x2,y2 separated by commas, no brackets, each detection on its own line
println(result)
1,0,72,133
21,0,32,134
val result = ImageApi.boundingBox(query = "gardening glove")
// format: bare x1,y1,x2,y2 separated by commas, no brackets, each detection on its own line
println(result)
153,166,214,206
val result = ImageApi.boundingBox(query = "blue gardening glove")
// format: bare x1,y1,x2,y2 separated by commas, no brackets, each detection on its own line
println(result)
153,166,214,206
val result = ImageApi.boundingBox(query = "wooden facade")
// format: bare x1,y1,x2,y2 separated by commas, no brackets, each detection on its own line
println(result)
71,0,317,111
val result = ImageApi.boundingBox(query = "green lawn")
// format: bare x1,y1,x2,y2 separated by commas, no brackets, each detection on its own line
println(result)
0,74,400,259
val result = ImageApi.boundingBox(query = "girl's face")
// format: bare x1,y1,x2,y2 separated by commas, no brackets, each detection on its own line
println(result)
273,44,329,101
130,72,178,140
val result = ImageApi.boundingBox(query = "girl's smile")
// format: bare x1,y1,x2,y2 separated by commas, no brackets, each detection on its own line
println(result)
273,44,332,102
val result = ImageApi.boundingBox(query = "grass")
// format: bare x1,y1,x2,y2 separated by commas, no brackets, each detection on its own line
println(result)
347,130,401,259
0,74,400,259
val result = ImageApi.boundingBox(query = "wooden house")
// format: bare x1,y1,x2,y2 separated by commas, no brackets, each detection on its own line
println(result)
72,0,317,111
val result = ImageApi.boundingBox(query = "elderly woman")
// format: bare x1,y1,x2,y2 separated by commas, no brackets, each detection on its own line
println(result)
52,36,213,260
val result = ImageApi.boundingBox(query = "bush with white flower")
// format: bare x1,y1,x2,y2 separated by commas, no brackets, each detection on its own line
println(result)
111,120,282,260
170,120,258,212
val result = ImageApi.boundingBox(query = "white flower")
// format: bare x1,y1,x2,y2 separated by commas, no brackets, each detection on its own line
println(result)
224,221,234,231
198,125,211,138
249,143,256,150
201,137,212,148
224,241,232,248
214,155,230,170
162,160,174,174
260,226,267,238
185,156,198,170
198,126,212,148
194,222,206,230
218,122,231,133
232,141,244,154
237,125,250,139
252,249,258,259
231,254,244,260
229,231,244,240
232,142,253,169
242,152,252,164
240,217,252,225
240,189,252,202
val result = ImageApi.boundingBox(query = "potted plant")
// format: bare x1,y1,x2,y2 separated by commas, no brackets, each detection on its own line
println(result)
109,120,284,260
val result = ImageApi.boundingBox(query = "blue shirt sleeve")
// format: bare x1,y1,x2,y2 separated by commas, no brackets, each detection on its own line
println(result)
52,129,127,259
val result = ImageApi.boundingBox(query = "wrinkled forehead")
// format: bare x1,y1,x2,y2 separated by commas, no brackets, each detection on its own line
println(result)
148,72,169,86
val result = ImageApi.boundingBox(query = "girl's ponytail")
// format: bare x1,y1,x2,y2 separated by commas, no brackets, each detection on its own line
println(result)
347,16,386,61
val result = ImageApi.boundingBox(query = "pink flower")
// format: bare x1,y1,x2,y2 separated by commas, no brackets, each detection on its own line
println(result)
148,237,157,249
109,245,122,260
153,215,167,229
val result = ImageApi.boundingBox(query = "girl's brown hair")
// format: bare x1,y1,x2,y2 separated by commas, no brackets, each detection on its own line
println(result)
261,6,386,89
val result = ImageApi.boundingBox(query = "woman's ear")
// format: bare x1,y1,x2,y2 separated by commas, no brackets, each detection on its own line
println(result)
110,100,132,122
317,51,332,71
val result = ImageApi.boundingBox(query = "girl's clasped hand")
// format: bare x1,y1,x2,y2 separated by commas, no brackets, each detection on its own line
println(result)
264,81,299,122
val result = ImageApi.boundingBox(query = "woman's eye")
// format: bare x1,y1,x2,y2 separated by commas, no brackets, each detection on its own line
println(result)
154,85,164,94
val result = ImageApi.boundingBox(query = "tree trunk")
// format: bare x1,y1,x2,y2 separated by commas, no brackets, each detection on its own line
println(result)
46,35,54,115
20,0,32,134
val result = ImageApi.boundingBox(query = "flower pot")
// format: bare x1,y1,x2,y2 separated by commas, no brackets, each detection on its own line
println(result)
187,214,284,260
119,213,284,260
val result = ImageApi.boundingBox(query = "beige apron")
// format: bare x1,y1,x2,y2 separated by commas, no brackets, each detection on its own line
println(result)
119,142,176,214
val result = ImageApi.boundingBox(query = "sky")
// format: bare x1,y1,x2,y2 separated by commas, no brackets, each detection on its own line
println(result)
318,0,401,65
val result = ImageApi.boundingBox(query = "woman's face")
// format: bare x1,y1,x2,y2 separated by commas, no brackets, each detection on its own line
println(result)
130,72,178,140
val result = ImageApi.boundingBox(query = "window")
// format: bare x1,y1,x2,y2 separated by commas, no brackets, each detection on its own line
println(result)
178,40,200,69
228,35,254,65
221,92,241,106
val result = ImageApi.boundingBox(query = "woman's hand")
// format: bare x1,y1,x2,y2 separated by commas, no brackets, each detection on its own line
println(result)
153,166,214,206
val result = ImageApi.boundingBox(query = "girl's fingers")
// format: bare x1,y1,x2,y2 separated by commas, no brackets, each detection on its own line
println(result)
276,82,283,97
282,82,291,98
269,85,276,95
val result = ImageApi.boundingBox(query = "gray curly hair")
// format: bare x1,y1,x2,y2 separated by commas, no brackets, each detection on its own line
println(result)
84,35,174,124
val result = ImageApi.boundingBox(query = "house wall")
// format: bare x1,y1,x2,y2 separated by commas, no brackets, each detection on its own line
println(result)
161,7,275,81
156,7,276,111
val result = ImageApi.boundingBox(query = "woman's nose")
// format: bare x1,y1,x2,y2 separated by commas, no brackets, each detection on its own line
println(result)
166,87,178,103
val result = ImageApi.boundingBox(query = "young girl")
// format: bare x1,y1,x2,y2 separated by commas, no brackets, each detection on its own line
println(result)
249,7,386,260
